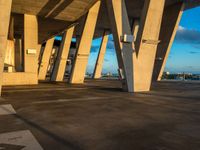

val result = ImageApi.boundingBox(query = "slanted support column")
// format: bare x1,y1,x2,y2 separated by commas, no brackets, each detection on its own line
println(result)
153,3,184,81
51,26,75,81
24,14,38,74
0,0,12,95
133,0,165,92
93,31,109,79
38,38,54,80
70,1,101,84
106,0,134,92
132,19,140,42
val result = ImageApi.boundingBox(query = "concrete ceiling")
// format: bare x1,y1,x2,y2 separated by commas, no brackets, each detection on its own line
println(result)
11,0,200,43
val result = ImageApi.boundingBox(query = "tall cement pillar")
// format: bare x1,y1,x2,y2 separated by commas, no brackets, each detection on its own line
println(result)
153,2,184,81
51,26,75,82
93,31,109,79
38,38,54,80
106,0,135,92
24,15,38,74
70,1,101,84
0,0,12,96
132,0,165,92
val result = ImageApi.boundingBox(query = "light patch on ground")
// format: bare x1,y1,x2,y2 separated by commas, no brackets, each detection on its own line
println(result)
32,96,121,104
0,130,43,150
0,104,16,115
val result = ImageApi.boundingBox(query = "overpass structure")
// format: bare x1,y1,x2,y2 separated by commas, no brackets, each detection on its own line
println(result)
0,0,200,95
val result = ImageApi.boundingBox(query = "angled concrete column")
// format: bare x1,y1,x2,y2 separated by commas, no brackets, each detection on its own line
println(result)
133,0,165,92
8,16,14,40
106,0,135,92
132,20,139,42
70,1,101,84
24,14,38,74
153,3,184,81
0,0,12,95
51,26,75,81
37,44,42,60
93,31,109,79
38,38,54,80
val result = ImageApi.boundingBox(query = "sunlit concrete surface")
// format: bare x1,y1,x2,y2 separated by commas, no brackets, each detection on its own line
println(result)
0,104,16,115
0,80,200,150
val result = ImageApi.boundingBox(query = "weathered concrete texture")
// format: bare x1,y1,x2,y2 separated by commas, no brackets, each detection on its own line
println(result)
152,2,184,81
1,80,200,150
38,38,54,80
51,26,75,82
93,31,109,79
133,0,165,92
0,0,12,96
70,1,101,84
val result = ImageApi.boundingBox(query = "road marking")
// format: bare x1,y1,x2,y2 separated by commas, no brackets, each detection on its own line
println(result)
3,87,88,93
0,130,43,150
0,104,16,115
32,96,122,104
32,96,107,104
0,143,25,150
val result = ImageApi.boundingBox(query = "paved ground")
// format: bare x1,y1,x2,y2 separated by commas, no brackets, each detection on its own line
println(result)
0,80,200,150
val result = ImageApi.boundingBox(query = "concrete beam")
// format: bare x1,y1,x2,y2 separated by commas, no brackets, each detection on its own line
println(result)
70,1,101,84
0,0,12,96
38,38,54,80
106,0,135,92
51,26,75,82
93,31,109,79
153,3,184,81
133,0,165,92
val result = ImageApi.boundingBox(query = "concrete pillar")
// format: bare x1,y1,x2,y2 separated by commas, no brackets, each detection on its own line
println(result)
0,0,12,95
106,0,135,92
24,14,38,74
51,26,75,81
15,38,23,71
38,38,54,80
4,40,15,70
153,3,184,81
133,0,165,92
93,31,109,79
8,16,14,40
37,44,42,60
70,1,101,84
132,20,139,42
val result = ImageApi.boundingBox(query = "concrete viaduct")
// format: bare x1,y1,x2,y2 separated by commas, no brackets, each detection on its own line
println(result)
0,0,200,95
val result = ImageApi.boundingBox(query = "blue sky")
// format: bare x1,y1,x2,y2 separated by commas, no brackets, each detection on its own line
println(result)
166,6,200,74
86,6,200,74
